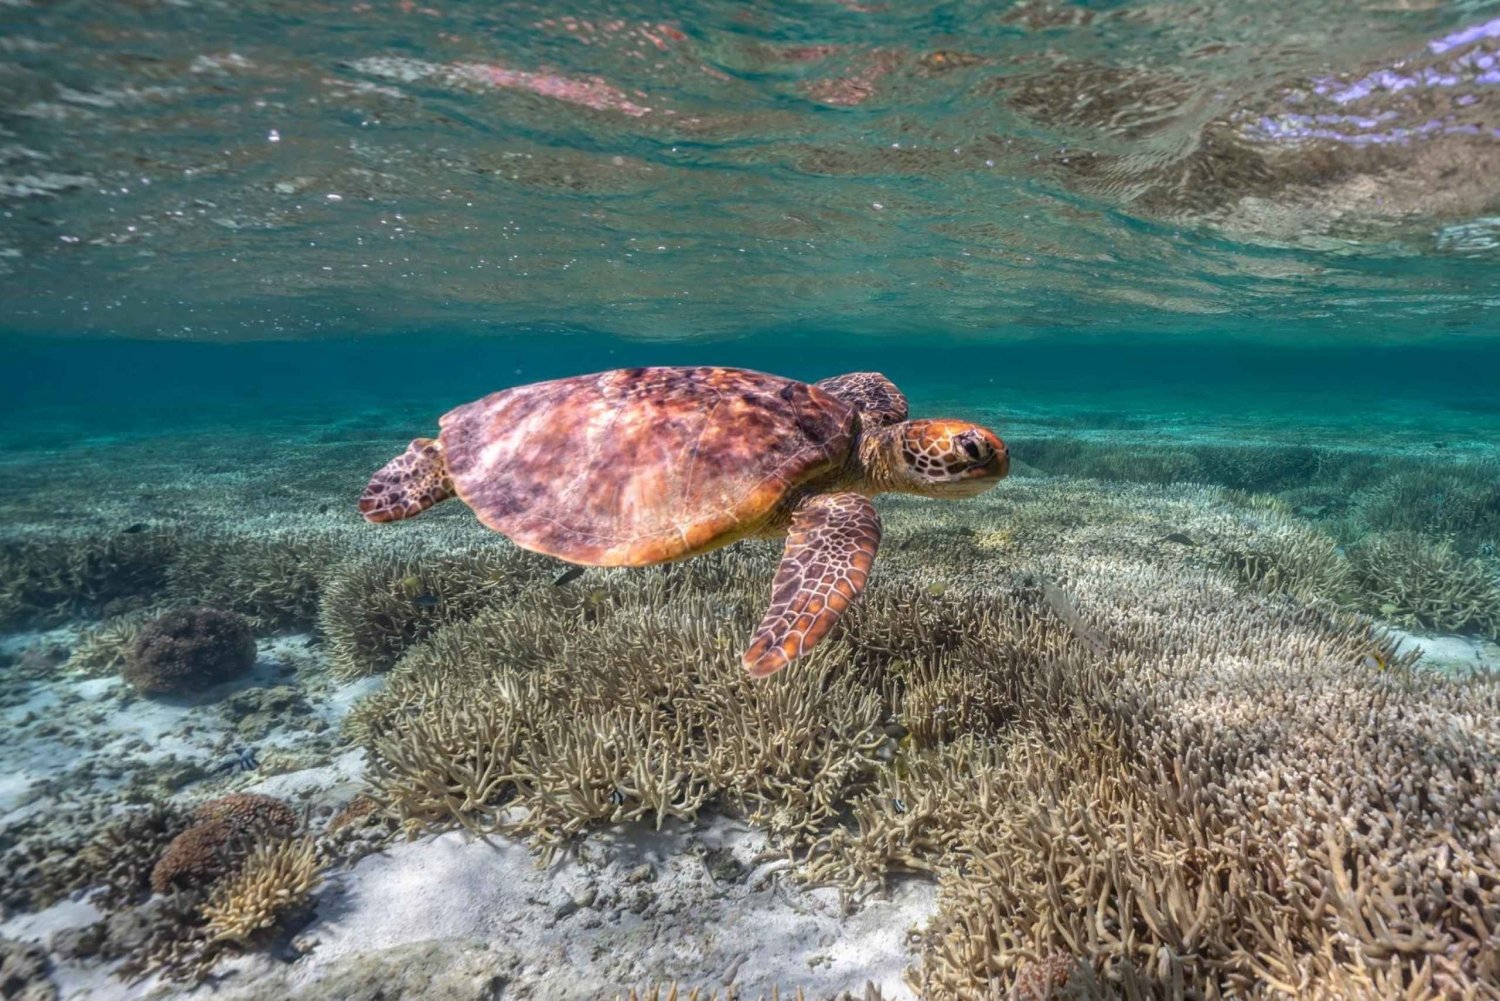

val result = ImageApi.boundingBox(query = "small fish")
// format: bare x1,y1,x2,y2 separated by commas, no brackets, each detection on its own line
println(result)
926,581,948,597
1039,577,1108,655
1159,532,1196,547
411,593,441,608
210,746,258,776
553,565,585,587
120,523,148,535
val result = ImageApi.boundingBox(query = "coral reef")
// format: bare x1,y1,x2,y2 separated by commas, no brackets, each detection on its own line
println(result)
318,542,552,678
200,837,322,949
166,531,335,630
357,560,887,853
340,470,1500,996
1349,533,1500,639
3,417,1498,997
1214,504,1355,605
0,800,177,918
151,794,298,894
1347,464,1500,555
0,526,178,630
620,988,884,1001
74,803,193,910
63,608,161,678
123,606,258,696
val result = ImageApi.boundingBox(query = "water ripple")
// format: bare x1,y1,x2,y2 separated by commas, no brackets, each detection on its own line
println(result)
1,0,1498,341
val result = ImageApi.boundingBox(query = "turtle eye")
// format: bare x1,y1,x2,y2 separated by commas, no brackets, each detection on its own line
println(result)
957,432,989,462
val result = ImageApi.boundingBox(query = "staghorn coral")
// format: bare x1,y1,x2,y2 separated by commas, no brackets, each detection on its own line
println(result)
1219,518,1355,605
110,889,214,984
1348,461,1500,554
1349,532,1500,638
0,800,188,919
74,803,193,910
123,606,258,696
166,530,335,630
199,837,321,949
0,526,179,630
97,795,314,983
0,936,56,1001
317,542,554,678
348,471,1500,1000
8,425,1493,996
761,479,1500,999
64,608,162,678
355,552,887,855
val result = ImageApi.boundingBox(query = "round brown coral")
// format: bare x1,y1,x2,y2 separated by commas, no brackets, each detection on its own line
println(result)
190,793,297,832
123,607,257,696
150,794,298,895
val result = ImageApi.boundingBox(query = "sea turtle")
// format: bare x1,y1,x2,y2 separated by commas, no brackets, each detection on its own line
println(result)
358,366,1009,677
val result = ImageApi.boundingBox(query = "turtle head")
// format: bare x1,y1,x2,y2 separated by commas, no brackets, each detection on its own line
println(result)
873,419,1009,497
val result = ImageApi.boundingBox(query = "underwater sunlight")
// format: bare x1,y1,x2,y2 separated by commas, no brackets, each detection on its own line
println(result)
2,1,1499,999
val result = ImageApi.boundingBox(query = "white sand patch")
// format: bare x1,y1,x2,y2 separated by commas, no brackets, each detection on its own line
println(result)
202,816,934,1000
0,631,376,824
21,816,934,1000
241,747,367,804
0,897,102,943
1392,628,1500,675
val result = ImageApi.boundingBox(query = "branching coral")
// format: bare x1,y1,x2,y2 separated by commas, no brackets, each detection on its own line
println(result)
200,837,321,949
75,803,193,910
357,560,887,856
1348,461,1500,554
64,609,161,678
0,527,179,630
318,542,555,678
1349,532,1500,638
166,530,336,630
1208,507,1355,605
620,987,884,1001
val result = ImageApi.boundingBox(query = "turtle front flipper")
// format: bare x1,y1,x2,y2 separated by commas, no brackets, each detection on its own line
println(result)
742,492,881,678
358,437,456,523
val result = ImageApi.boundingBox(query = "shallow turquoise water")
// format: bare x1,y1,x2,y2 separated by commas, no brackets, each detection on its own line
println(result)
3,2,1500,999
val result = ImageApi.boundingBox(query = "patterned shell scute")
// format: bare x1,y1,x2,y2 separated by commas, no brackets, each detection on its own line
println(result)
437,366,857,566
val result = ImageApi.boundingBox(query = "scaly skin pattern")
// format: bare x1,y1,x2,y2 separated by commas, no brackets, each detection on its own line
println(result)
358,366,1008,677
742,492,881,677
357,438,456,522
435,366,855,566
812,372,908,428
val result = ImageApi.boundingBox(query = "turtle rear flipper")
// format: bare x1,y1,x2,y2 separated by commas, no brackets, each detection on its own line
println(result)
358,437,456,523
742,492,881,677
